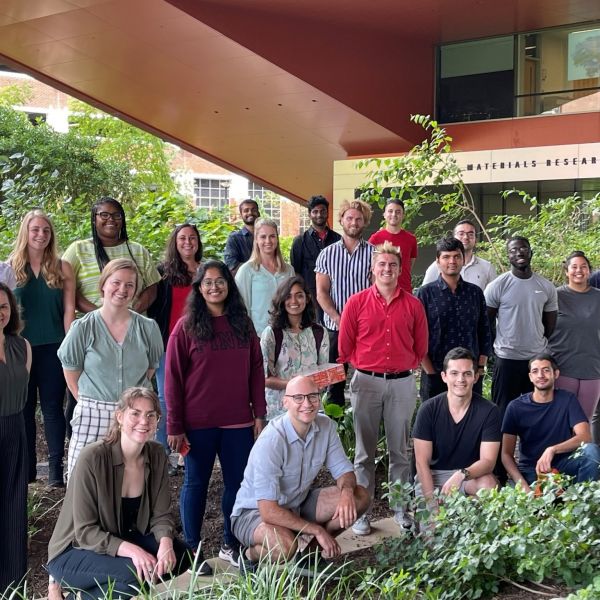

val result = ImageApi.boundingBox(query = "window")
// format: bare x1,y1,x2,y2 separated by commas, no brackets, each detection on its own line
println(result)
248,182,281,228
437,22,600,122
193,178,230,210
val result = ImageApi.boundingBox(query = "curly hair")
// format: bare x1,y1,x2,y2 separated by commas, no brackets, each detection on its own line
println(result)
268,276,316,330
160,223,203,287
91,197,141,274
10,209,64,288
185,260,253,342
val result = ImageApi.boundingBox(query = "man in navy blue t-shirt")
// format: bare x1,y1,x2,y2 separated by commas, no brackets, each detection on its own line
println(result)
501,353,600,491
413,347,501,500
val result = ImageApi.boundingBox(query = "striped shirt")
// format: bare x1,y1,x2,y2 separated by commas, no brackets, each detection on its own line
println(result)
314,238,373,330
62,239,161,311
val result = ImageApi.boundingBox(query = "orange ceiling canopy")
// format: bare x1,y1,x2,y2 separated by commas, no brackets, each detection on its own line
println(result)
0,0,599,201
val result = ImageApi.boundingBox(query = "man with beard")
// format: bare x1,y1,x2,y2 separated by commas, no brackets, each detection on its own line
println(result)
368,199,417,293
485,237,558,417
339,241,428,534
224,199,260,276
315,199,373,407
422,220,496,291
501,354,600,490
416,237,491,400
290,196,341,323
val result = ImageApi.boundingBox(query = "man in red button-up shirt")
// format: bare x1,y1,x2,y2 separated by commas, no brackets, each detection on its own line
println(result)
338,241,428,535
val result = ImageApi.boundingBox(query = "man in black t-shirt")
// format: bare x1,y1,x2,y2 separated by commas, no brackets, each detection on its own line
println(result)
413,347,501,500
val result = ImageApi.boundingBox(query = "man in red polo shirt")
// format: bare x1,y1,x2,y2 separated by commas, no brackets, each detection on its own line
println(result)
338,241,428,535
368,199,418,293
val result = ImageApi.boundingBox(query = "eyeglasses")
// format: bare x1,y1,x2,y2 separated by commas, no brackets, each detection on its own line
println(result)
201,278,227,289
97,211,123,221
127,409,160,422
284,393,321,405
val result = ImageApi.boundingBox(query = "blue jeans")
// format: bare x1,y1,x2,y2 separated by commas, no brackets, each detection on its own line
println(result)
155,354,169,453
521,443,600,484
180,427,254,550
48,531,192,599
23,343,66,482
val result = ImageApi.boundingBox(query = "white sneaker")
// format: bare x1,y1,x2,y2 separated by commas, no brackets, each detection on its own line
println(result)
394,509,412,530
352,514,371,535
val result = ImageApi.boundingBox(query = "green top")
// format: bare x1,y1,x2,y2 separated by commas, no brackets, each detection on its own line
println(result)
0,335,28,417
13,265,64,346
57,310,163,403
62,238,161,311
48,440,174,562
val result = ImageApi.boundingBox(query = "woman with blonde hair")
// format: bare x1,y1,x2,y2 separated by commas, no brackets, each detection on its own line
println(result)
58,258,163,477
10,209,75,486
47,387,192,600
235,218,294,335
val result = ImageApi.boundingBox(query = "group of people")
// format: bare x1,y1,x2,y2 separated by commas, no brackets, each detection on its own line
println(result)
0,192,599,597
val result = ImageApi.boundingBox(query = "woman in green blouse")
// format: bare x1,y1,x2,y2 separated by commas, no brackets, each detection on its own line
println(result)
58,259,163,478
10,209,75,486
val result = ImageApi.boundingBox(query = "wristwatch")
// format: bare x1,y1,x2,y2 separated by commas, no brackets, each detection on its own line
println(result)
460,468,471,481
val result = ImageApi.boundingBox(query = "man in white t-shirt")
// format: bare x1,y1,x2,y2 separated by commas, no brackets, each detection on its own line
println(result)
484,236,558,418
422,220,496,291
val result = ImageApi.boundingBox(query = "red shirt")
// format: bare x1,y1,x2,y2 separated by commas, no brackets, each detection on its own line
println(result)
168,284,191,334
338,284,428,372
368,229,418,293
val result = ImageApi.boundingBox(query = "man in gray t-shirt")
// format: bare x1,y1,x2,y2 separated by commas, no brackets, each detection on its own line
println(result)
485,237,558,417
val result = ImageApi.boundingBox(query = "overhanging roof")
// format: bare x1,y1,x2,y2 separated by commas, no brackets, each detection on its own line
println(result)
0,0,599,201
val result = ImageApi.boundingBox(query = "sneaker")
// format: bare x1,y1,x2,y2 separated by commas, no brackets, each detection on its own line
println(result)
187,550,213,577
394,509,412,530
351,514,371,536
218,544,240,567
237,547,259,575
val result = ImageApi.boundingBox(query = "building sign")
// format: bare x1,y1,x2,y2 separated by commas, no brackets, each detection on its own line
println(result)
454,143,600,183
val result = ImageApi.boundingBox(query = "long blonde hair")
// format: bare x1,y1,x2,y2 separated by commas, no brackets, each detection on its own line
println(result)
10,209,64,288
248,218,288,273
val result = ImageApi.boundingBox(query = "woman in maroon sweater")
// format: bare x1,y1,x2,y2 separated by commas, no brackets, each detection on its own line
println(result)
165,259,266,571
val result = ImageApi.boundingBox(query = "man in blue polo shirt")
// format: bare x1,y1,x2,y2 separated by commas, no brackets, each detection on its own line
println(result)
501,354,600,490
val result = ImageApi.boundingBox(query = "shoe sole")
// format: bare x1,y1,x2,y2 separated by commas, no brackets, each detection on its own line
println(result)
219,552,240,568
351,527,371,536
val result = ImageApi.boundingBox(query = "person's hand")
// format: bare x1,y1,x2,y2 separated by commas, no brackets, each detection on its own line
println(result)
332,313,341,327
155,539,176,578
254,418,266,439
441,471,465,496
168,433,189,454
536,447,556,475
118,541,157,582
332,488,357,529
313,525,341,559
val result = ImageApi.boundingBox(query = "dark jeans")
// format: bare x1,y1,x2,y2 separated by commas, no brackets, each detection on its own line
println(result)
154,355,169,453
326,328,347,407
181,426,254,550
491,357,532,418
520,443,600,485
23,343,66,482
48,531,192,599
421,371,483,401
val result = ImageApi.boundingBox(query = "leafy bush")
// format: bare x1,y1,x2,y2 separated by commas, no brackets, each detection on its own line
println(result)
375,480,600,599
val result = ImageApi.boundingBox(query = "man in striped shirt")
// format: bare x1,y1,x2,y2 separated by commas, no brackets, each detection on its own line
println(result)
315,199,373,407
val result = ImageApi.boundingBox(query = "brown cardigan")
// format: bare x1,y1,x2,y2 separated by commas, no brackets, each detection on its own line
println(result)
48,440,174,562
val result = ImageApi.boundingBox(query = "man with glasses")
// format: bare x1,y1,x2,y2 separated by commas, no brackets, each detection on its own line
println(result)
338,241,428,535
231,375,369,571
224,199,260,276
422,220,497,291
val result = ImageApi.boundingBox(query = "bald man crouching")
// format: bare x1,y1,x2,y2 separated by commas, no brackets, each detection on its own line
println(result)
231,376,369,571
